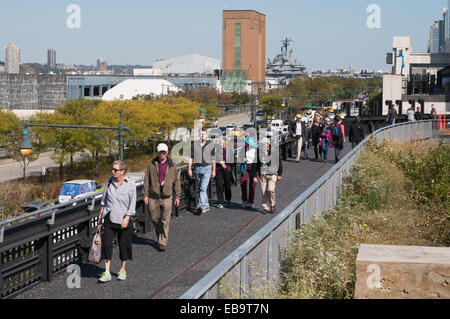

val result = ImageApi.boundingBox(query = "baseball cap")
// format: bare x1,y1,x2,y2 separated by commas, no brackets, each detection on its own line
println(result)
157,143,168,153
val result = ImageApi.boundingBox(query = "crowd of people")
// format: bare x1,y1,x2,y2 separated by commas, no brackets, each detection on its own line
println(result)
94,112,365,283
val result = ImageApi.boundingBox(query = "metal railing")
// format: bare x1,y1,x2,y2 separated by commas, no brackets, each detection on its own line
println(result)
180,120,441,299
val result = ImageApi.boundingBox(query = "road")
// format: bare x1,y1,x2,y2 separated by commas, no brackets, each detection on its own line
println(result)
16,141,352,299
0,152,86,183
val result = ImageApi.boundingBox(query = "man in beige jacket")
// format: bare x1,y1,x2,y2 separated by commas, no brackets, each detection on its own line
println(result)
143,143,181,251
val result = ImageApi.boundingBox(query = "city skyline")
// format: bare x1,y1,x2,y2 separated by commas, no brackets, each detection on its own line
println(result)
0,0,447,71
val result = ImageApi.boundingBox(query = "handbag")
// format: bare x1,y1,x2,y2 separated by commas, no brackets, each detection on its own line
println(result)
237,162,247,176
88,225,102,264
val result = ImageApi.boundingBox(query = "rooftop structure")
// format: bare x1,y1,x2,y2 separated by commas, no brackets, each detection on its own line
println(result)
101,79,180,101
152,54,220,75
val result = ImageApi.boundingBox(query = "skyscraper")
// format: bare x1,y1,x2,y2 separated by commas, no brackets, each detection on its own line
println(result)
221,10,266,94
47,48,56,69
5,43,20,74
428,21,440,53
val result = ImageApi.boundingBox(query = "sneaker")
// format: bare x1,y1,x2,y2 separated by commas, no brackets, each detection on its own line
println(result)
202,207,210,213
99,271,111,283
262,209,271,215
247,203,254,209
224,200,231,207
117,270,127,281
197,206,203,215
241,201,249,208
158,244,166,252
270,206,276,214
217,203,224,209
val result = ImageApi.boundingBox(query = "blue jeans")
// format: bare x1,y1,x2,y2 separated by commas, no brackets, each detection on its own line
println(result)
321,138,329,160
194,165,212,208
390,119,396,125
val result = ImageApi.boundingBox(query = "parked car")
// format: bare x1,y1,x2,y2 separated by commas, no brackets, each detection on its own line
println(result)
58,180,101,204
16,201,51,218
125,172,145,186
242,123,253,131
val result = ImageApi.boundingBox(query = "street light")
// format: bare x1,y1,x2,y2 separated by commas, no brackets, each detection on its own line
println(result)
199,107,206,124
19,128,32,157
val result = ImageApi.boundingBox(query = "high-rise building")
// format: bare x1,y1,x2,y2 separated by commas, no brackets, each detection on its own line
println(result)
221,10,266,94
96,58,108,72
428,21,441,54
5,43,20,74
47,48,56,69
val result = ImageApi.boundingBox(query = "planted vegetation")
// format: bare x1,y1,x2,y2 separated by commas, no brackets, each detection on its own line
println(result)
276,139,449,299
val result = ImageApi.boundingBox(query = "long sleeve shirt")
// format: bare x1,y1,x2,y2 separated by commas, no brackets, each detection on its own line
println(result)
101,177,136,224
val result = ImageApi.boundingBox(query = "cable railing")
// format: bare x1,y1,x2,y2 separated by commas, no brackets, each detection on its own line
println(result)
179,120,440,299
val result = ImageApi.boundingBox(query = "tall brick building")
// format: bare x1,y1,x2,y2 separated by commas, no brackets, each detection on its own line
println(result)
222,10,266,94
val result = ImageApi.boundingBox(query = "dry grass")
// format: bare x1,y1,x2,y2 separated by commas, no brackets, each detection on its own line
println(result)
276,139,448,299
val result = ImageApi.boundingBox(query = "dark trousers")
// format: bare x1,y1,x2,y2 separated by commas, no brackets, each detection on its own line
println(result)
102,214,133,261
313,142,323,159
240,164,256,203
215,169,232,204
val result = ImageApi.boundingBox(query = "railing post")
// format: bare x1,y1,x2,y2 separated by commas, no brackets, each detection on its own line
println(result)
267,233,273,285
240,255,246,298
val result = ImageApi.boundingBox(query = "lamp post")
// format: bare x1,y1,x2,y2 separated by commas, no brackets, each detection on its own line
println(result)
20,111,132,161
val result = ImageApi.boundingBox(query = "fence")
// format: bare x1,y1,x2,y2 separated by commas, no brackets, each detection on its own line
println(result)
179,120,441,299
0,132,292,299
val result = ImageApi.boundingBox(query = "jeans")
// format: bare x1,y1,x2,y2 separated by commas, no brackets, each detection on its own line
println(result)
194,165,212,208
390,119,396,125
321,138,329,160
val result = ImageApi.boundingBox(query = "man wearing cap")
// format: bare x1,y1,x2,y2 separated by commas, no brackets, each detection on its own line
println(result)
289,114,306,163
143,143,181,251
253,138,283,214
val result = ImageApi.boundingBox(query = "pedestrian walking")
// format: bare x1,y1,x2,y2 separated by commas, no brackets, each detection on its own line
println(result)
143,143,181,252
253,138,283,214
414,106,423,121
387,105,398,125
302,120,311,160
309,119,323,161
332,116,346,163
319,117,332,161
349,116,366,149
239,137,258,209
407,107,415,122
430,104,438,129
289,114,306,163
215,138,233,208
188,127,216,214
98,160,136,283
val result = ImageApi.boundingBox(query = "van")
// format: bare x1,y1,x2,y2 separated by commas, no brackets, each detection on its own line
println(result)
58,180,100,204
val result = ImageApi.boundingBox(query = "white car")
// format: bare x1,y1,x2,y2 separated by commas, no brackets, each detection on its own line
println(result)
58,180,100,204
125,172,145,186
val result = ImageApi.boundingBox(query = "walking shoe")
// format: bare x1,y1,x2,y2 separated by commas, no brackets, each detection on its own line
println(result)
117,270,127,281
99,271,111,283
241,201,249,208
202,207,210,213
247,203,254,209
197,206,203,215
217,203,224,209
158,244,166,252
224,200,231,207
270,206,276,214
262,209,271,215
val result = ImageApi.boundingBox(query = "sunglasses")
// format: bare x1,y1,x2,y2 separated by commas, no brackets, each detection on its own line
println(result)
112,168,123,173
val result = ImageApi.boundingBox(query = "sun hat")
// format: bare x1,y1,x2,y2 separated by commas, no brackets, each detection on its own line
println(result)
296,114,302,119
157,143,168,152
244,137,258,148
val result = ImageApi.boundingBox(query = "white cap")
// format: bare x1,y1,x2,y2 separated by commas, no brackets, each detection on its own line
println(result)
157,143,168,152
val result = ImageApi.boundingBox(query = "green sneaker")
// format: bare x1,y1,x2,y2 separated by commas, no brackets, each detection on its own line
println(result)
117,270,127,281
99,271,111,283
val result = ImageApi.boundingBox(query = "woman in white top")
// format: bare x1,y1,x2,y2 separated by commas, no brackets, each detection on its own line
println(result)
240,137,258,209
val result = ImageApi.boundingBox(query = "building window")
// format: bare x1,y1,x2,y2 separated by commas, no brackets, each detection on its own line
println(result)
84,86,91,97
93,86,100,96
235,23,241,71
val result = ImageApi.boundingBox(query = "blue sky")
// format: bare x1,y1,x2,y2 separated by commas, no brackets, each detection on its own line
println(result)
0,0,447,71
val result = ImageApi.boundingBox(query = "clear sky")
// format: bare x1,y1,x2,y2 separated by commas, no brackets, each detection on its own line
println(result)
0,0,447,71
